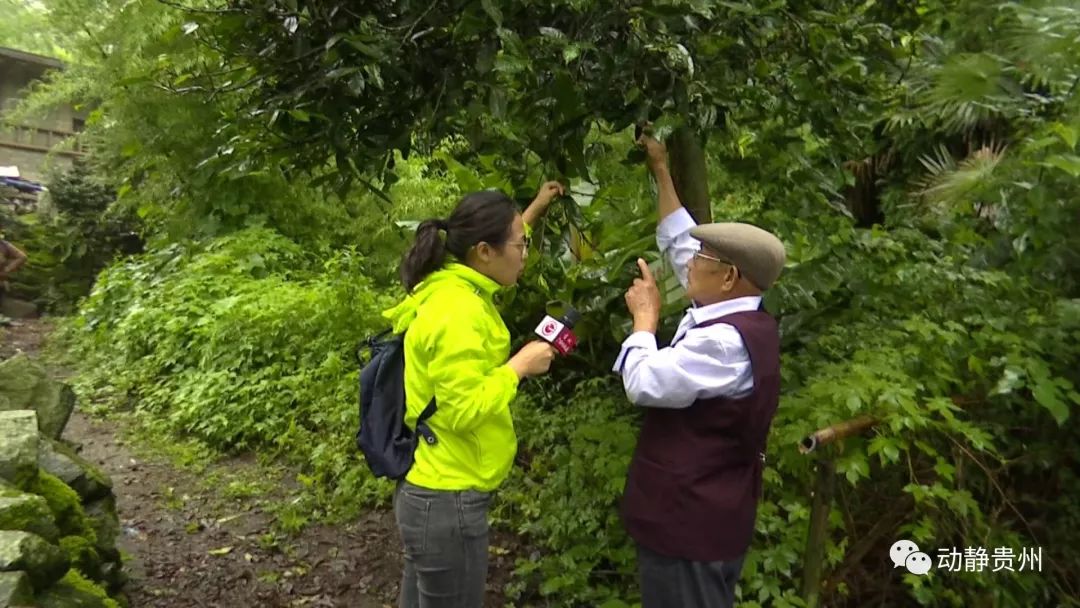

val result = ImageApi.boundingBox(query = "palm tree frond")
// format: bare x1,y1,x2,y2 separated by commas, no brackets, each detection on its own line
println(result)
914,140,1008,207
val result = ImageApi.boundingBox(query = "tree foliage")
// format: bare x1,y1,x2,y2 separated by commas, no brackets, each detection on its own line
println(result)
12,0,1080,606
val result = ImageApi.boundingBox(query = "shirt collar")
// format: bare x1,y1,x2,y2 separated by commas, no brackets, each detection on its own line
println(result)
688,295,763,325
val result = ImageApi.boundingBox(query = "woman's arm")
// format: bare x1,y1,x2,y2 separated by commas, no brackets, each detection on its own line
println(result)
521,181,565,228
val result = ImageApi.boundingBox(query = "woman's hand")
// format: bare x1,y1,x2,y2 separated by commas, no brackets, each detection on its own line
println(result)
532,181,566,208
508,341,557,379
522,181,566,227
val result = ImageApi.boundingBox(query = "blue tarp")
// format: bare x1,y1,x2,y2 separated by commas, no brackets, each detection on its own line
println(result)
0,176,45,193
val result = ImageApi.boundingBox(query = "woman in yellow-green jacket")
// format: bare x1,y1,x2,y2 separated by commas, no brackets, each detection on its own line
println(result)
385,183,564,608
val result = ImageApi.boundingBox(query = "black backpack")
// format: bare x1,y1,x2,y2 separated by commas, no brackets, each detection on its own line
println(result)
356,329,437,479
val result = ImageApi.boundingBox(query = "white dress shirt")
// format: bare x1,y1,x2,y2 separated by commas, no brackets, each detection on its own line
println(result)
613,208,759,409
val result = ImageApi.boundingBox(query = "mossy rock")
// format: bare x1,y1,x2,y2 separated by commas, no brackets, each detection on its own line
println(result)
0,411,40,490
0,530,69,590
0,298,37,320
99,559,127,596
0,356,76,439
0,356,42,407
28,472,96,542
0,570,33,606
40,441,112,503
29,382,76,441
83,496,120,562
0,492,61,543
60,536,103,582
34,569,119,608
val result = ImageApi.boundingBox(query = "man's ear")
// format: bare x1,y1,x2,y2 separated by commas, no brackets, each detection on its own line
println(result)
724,265,740,290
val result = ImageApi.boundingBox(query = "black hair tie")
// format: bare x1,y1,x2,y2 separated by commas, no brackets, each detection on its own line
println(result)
435,219,449,231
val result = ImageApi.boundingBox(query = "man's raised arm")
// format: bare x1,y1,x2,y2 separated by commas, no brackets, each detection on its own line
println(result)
637,131,699,290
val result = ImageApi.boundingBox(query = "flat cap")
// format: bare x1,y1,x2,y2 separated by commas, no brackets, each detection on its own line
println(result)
689,222,786,290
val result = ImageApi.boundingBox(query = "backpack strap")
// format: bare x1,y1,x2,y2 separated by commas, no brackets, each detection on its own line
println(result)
356,328,394,365
415,398,438,446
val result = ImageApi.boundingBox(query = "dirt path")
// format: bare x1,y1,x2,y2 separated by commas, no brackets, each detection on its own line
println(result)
2,319,520,608
64,412,405,608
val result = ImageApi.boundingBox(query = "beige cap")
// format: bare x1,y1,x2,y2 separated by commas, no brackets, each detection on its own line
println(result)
689,222,786,290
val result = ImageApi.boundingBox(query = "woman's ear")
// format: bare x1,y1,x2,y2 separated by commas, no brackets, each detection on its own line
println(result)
474,241,494,263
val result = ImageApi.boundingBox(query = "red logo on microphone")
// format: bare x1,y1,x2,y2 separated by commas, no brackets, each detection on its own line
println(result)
542,322,557,337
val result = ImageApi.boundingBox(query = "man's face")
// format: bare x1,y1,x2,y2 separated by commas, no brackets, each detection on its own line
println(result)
685,245,740,305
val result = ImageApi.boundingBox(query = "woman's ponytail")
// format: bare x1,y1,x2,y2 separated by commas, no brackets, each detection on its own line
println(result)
397,190,517,292
400,219,447,292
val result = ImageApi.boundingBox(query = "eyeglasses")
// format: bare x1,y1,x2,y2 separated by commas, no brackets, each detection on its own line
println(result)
692,250,729,265
505,238,530,257
692,249,741,278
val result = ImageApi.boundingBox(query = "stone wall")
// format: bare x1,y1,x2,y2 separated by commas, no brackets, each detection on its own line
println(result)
0,355,126,607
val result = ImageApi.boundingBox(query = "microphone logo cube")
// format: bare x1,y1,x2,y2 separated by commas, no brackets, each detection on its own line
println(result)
536,318,565,340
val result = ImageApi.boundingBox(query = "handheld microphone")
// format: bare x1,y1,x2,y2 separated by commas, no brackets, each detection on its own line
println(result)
533,305,581,356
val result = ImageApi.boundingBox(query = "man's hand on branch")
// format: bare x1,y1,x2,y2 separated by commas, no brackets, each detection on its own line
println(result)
635,125,668,173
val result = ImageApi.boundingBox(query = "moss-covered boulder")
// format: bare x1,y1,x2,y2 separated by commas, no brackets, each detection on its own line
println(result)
0,490,61,543
0,530,69,590
39,441,112,503
30,382,76,442
0,356,75,439
83,496,119,563
0,356,40,409
60,535,103,582
34,569,119,608
0,570,34,606
0,297,37,320
0,411,40,490
28,472,95,542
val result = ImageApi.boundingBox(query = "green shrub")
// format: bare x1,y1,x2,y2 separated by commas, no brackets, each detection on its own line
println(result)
62,228,397,512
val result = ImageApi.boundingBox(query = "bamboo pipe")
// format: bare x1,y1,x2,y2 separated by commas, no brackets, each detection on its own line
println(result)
799,415,878,454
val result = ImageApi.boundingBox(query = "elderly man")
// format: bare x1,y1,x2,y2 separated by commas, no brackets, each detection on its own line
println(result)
614,133,786,608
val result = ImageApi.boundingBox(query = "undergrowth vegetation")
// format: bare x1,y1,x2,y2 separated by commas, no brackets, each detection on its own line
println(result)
6,0,1078,605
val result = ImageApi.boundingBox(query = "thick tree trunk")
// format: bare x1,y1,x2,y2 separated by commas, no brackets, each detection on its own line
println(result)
667,126,712,224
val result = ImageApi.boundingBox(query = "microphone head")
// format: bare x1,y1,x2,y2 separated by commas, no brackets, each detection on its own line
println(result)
560,305,582,329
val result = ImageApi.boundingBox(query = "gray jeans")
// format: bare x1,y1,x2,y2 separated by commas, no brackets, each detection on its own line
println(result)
394,481,491,608
638,543,745,608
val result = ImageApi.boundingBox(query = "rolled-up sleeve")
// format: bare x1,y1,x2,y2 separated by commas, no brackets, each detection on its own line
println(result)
656,208,700,290
612,326,752,409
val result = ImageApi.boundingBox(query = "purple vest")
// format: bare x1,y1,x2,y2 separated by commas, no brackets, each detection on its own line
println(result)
620,310,781,562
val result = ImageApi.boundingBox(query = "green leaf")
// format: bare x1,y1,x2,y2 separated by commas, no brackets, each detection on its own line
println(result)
481,0,503,27
288,109,310,122
325,66,359,80
1032,380,1069,425
845,394,862,413
1041,154,1080,177
563,44,581,64
1051,122,1078,149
